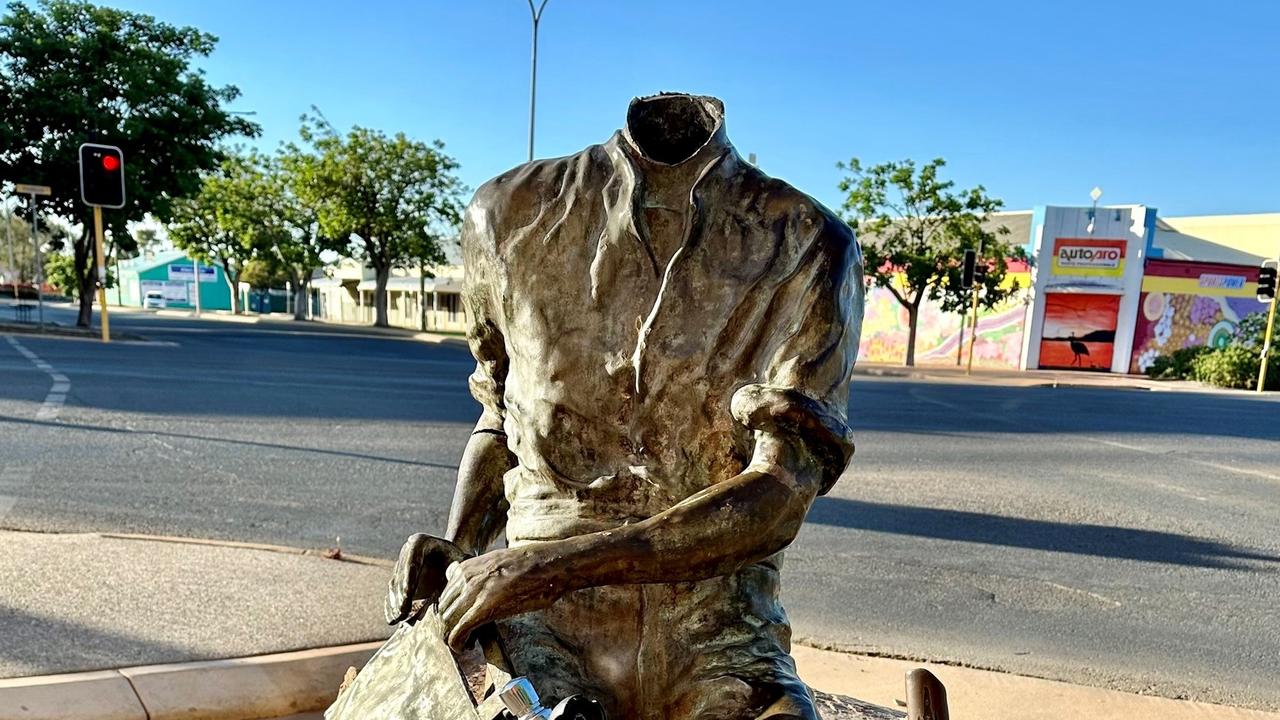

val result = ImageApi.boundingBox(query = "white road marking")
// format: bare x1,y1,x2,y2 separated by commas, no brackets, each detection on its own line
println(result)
5,336,71,421
1087,437,1280,483
1041,580,1123,608
908,387,1280,483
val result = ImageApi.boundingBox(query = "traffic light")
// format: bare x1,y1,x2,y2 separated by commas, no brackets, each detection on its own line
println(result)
973,264,988,285
1259,263,1278,303
79,143,126,209
961,249,977,289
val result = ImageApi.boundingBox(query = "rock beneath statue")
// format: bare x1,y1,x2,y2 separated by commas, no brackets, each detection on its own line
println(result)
814,690,905,720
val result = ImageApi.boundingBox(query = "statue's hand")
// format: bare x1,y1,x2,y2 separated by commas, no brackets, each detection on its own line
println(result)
385,534,469,625
438,547,560,653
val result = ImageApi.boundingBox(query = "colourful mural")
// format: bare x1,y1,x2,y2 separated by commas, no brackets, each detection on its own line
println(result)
1038,293,1120,371
1128,260,1266,373
857,268,1031,368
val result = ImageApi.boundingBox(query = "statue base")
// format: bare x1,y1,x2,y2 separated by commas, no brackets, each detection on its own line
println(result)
814,690,904,719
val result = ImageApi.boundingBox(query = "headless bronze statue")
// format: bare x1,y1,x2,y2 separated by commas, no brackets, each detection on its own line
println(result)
329,92,865,720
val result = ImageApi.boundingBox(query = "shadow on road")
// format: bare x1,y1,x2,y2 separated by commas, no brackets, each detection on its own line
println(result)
808,496,1280,570
0,415,458,471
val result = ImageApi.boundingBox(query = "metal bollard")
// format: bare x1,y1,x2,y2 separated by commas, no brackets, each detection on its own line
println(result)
905,668,949,720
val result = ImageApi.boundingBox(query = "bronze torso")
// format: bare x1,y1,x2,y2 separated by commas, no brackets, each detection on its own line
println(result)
460,94,864,718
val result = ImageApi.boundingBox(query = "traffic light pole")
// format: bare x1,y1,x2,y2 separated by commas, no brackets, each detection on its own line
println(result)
965,283,980,375
1257,260,1278,393
92,206,110,343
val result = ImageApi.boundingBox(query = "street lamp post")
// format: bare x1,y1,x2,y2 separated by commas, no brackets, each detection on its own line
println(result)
4,198,16,301
526,0,550,162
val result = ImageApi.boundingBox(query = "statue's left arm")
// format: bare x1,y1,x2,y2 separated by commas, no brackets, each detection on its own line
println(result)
440,214,863,650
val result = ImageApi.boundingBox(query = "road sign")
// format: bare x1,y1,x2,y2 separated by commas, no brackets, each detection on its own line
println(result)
14,183,51,196
79,143,126,209
169,264,216,283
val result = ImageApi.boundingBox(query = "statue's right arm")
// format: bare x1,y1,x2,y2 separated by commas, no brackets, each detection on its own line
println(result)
445,422,515,557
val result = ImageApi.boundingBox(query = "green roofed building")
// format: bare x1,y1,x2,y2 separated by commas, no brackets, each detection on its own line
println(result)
115,251,233,311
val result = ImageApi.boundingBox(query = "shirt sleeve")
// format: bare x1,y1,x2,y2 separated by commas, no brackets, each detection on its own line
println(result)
461,196,509,437
730,215,863,495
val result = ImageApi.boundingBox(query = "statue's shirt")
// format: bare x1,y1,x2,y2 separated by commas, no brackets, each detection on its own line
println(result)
461,107,863,719
464,129,862,544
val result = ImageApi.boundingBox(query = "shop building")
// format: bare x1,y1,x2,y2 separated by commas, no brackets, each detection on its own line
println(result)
857,208,1277,373
115,251,232,311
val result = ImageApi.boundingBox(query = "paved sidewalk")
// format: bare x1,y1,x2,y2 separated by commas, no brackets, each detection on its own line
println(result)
855,361,1269,395
795,646,1280,720
0,530,392,679
3,529,1277,720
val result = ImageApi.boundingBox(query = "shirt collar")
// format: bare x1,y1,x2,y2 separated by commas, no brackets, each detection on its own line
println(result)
617,93,733,171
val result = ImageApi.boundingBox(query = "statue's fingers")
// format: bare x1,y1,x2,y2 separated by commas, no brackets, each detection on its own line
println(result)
438,563,464,605
438,580,466,624
445,604,485,654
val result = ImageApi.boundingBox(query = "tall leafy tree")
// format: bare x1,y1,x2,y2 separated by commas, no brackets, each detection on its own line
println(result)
168,152,280,313
838,157,1025,366
289,113,464,327
274,149,342,320
0,0,258,325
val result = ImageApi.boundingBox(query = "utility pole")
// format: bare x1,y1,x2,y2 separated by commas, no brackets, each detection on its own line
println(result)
4,198,16,302
192,257,202,316
14,184,52,329
31,194,41,327
526,0,551,162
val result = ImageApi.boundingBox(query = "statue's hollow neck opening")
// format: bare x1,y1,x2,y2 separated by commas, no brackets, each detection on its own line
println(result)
626,95,719,166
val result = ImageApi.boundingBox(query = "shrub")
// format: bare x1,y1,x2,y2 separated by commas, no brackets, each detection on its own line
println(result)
1145,346,1211,380
1189,345,1260,389
1147,312,1279,390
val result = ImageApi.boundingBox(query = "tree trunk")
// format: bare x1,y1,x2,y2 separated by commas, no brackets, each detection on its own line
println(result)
74,229,93,327
904,304,919,367
418,260,427,332
373,264,390,327
221,260,241,314
293,277,308,321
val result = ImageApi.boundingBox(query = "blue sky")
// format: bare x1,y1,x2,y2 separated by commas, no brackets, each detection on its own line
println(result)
109,0,1278,217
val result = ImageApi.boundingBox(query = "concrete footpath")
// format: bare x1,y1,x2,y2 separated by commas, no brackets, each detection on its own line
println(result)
2,529,1277,720
855,361,1272,395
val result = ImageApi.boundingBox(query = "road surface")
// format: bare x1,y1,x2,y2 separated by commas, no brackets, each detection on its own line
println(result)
1,305,1278,710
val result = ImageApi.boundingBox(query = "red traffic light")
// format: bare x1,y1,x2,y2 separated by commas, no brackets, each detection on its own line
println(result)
79,143,126,208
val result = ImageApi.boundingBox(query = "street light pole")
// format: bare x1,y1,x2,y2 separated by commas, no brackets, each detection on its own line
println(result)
526,0,550,162
29,193,42,328
4,198,16,301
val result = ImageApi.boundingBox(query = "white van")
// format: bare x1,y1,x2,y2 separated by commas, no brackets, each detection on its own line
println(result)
143,290,166,309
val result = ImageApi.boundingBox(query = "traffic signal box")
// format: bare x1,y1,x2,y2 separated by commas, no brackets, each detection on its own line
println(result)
1259,264,1277,303
961,249,977,289
79,143,126,209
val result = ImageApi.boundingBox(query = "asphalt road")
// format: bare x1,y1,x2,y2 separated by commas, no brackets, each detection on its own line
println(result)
2,305,1279,709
